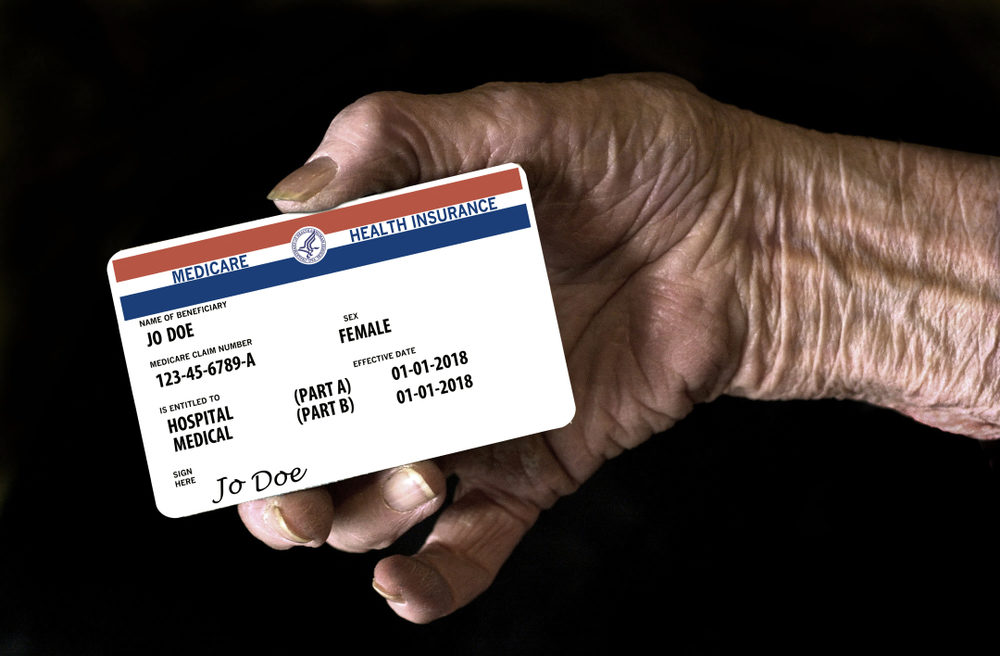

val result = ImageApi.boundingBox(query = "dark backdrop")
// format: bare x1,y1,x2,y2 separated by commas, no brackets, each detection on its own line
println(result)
2,1,998,653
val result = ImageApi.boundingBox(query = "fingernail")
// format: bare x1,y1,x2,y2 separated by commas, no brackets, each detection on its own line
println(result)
382,466,437,512
263,500,312,544
266,156,337,202
372,579,405,604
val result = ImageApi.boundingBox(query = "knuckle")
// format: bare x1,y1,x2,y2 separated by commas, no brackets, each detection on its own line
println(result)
476,437,578,511
323,90,422,185
336,90,409,133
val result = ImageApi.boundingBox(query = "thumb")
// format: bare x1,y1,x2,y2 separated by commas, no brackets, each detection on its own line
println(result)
265,86,524,213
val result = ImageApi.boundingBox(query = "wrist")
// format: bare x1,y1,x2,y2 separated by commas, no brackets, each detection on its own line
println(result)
730,118,1000,438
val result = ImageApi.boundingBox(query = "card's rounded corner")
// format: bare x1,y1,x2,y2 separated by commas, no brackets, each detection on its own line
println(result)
153,496,186,519
508,161,527,179
555,395,577,430
106,251,124,279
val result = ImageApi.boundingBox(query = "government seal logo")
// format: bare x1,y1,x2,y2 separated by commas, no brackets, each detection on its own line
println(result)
291,226,327,264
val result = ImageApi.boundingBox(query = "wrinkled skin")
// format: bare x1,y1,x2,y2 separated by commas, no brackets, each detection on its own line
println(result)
240,74,772,623
237,73,1000,623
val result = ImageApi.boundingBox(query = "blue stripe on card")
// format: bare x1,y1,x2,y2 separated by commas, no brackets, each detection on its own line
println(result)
120,204,531,321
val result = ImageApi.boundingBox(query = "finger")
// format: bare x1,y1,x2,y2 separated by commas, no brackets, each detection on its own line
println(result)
264,85,524,212
371,487,539,624
325,461,446,553
237,486,333,550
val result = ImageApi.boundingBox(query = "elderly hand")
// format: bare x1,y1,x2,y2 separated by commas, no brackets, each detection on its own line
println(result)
239,73,1000,622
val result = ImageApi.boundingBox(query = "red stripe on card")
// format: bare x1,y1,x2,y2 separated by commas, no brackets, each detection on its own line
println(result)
112,168,523,282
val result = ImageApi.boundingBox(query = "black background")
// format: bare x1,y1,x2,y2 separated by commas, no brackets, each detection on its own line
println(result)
2,1,999,653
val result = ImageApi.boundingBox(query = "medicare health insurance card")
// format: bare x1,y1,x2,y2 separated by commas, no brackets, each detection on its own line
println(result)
108,164,576,518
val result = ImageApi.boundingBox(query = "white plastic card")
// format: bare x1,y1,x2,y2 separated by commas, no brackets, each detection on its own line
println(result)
108,164,575,517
